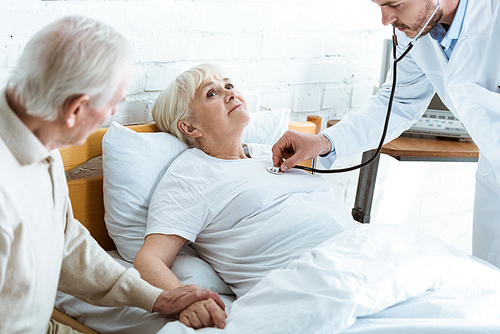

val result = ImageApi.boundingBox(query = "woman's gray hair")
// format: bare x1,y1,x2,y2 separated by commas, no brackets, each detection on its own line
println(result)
152,63,226,146
6,15,133,121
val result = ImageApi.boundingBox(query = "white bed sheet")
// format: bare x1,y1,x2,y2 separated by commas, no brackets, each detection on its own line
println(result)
56,224,500,334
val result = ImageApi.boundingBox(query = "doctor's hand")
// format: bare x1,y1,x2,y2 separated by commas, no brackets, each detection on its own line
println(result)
178,298,227,329
272,130,331,172
153,284,224,316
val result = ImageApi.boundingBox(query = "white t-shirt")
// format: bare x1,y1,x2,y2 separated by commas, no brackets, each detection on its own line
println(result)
147,145,355,297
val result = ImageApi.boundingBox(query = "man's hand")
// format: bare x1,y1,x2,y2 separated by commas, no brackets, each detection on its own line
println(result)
272,131,331,172
152,284,225,316
178,299,227,329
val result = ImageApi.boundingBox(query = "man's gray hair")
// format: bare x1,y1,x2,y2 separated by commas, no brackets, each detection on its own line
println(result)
6,15,133,121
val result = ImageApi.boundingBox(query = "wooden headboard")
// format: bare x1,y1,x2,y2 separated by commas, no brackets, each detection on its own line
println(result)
59,115,321,251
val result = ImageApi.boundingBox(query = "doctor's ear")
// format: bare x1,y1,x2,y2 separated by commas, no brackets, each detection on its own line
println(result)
64,95,90,128
178,120,202,139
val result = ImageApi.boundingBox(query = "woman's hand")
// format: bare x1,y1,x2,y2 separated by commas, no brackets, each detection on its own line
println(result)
178,298,227,329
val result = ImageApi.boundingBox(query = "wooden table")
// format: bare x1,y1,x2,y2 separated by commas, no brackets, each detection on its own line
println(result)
326,120,479,223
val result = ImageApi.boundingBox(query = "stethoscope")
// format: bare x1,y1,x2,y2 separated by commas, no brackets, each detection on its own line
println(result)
268,0,441,175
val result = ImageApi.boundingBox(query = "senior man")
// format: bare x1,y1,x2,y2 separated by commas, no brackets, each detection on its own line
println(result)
0,16,225,333
273,0,500,268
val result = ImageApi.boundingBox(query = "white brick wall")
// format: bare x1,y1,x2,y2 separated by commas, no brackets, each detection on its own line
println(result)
0,0,390,126
1,0,475,254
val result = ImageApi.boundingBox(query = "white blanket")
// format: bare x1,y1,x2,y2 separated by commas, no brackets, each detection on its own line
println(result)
56,224,500,333
162,224,500,334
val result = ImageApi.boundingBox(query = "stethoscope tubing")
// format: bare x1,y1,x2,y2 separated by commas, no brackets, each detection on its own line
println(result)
292,0,440,174
293,36,410,174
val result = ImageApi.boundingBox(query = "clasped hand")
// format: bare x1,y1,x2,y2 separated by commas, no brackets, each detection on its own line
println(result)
153,284,226,329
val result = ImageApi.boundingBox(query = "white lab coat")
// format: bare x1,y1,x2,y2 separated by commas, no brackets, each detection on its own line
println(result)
322,0,500,268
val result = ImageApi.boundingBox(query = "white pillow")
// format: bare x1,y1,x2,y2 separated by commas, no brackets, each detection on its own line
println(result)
103,122,187,263
170,246,234,294
241,108,290,145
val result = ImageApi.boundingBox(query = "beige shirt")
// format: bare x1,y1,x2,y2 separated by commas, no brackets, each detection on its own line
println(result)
0,90,162,334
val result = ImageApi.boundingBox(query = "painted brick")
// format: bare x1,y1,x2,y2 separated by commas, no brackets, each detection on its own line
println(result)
264,36,323,59
324,32,352,58
0,69,11,88
287,62,345,85
235,37,265,60
197,5,273,33
322,86,351,111
272,6,335,33
125,3,194,33
103,101,149,127
1,33,31,68
225,63,288,88
127,67,146,95
240,93,260,114
192,36,237,61
347,64,380,84
292,87,321,112
144,64,190,92
350,85,374,108
87,6,130,32
133,34,193,63
2,8,61,34
260,90,294,110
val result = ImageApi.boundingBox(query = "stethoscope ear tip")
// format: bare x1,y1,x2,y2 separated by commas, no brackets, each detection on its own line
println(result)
267,166,284,175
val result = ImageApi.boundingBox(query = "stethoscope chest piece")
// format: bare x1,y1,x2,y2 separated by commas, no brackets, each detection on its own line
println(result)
267,166,284,175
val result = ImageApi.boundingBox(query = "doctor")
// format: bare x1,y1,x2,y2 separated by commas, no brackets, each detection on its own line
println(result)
272,0,500,269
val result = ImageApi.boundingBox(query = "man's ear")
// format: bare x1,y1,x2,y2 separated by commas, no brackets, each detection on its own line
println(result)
64,95,90,128
178,120,202,139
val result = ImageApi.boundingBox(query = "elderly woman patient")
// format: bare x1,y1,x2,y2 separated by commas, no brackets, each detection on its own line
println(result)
134,63,356,329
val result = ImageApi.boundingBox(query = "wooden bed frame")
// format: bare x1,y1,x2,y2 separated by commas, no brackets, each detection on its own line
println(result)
52,115,321,333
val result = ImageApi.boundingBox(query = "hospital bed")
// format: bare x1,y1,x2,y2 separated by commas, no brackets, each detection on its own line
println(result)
53,110,500,334
52,111,320,333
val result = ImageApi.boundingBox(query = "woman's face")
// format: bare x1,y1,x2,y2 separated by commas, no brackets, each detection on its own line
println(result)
188,77,250,144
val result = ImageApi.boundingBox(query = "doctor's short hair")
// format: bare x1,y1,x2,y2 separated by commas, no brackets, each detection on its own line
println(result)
152,63,226,146
6,15,133,121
